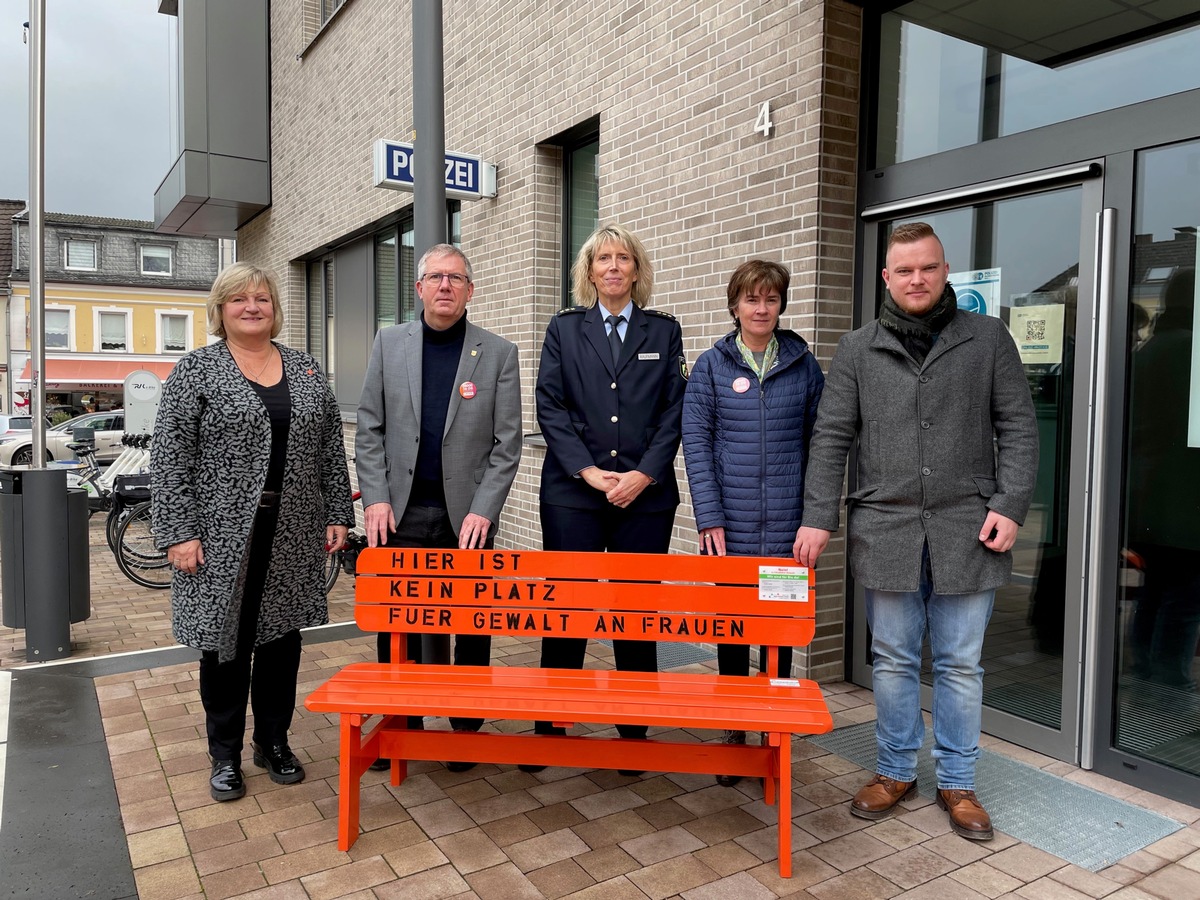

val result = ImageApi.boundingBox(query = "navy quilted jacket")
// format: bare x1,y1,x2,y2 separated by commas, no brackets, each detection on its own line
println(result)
682,329,824,556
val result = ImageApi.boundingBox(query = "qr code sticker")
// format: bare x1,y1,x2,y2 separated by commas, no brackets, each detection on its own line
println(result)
1024,319,1046,342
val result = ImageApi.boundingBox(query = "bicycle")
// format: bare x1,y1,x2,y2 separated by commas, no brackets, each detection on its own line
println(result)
64,434,153,555
324,490,367,594
113,498,171,590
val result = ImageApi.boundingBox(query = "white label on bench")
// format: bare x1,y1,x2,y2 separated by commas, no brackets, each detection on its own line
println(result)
758,566,809,601
770,678,801,687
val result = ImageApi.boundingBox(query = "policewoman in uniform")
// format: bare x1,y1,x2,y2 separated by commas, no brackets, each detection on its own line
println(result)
530,223,687,766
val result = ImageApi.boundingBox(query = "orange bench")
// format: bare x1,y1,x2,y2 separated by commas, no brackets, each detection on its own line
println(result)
305,548,832,877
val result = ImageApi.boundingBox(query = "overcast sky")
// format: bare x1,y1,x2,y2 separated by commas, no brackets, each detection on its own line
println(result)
0,0,172,221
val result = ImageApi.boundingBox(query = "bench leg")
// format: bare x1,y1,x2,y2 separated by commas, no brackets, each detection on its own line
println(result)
337,714,363,852
762,732,778,807
776,732,792,878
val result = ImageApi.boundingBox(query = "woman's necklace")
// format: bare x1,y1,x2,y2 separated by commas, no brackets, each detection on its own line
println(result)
230,344,275,383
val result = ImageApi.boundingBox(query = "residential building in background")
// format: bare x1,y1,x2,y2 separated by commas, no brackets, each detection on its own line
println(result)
155,0,1200,806
8,211,220,417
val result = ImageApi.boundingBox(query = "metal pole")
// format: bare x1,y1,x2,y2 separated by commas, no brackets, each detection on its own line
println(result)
28,0,46,468
412,0,447,260
413,0,449,665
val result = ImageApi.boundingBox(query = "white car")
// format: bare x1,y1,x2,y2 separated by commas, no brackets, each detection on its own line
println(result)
0,410,126,466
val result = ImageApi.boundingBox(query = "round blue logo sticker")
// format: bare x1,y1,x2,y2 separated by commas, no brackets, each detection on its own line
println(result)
956,288,987,315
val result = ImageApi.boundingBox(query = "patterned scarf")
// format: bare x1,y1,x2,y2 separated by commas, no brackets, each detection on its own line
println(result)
736,332,779,380
879,283,958,364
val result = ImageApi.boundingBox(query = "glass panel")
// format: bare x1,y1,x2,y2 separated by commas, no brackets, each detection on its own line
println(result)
375,231,397,332
400,221,417,323
66,240,96,270
566,139,599,307
1116,138,1200,777
877,15,1200,167
880,186,1083,730
162,315,187,352
45,310,69,350
324,260,335,383
99,312,126,351
307,260,324,365
141,245,172,275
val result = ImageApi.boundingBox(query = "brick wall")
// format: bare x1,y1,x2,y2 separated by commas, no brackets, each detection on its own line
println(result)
240,0,862,682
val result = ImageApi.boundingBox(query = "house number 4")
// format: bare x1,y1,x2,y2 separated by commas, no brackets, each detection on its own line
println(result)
754,101,774,137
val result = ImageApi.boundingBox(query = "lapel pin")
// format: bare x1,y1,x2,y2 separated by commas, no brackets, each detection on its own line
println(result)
459,381,477,399
471,349,478,357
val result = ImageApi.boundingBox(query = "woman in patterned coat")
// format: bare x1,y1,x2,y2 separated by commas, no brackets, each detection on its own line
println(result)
151,262,354,803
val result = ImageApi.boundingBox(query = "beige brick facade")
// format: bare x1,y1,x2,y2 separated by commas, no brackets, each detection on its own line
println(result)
239,0,862,682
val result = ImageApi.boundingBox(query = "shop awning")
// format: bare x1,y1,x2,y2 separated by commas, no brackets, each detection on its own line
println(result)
14,359,179,391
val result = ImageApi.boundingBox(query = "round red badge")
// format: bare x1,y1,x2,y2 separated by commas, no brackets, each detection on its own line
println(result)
459,381,477,399
732,377,751,394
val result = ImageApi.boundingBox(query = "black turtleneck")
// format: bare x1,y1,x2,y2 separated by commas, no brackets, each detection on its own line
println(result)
409,313,467,507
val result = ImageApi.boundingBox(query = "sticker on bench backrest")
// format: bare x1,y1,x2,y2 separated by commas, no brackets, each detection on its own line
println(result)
770,678,802,687
758,566,810,602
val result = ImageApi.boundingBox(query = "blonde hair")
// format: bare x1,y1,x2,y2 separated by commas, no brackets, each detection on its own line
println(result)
570,223,654,308
206,262,284,339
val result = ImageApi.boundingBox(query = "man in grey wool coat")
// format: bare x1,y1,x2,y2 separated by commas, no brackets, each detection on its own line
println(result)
796,221,1038,841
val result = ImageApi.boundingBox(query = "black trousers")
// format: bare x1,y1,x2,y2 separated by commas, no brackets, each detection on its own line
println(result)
717,643,793,679
538,502,676,739
373,503,491,731
199,506,302,762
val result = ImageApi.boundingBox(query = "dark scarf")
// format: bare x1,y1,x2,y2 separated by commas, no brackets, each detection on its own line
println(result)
880,283,958,364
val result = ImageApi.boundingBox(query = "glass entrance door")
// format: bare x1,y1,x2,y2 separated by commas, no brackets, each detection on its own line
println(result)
1096,138,1200,799
855,172,1105,760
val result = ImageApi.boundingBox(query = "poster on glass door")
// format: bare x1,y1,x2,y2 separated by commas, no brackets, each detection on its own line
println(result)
948,268,1002,318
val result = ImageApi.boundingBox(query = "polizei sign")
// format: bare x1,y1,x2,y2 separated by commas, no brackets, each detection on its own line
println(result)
373,140,497,200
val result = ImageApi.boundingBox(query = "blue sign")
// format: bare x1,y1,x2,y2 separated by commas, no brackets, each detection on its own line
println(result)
956,288,987,315
373,140,497,201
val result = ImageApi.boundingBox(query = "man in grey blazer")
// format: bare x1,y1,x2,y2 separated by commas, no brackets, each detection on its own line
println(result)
797,222,1037,841
356,243,521,766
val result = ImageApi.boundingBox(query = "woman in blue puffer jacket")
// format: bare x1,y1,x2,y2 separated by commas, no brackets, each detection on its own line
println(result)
682,259,825,785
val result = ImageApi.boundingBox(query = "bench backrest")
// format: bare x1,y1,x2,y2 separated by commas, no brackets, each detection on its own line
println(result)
355,548,816,648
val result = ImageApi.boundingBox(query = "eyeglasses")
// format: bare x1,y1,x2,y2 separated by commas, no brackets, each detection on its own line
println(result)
421,272,470,287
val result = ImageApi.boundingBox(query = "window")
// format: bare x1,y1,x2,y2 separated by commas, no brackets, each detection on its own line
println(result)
158,312,190,353
875,14,1200,168
65,239,97,271
140,245,173,276
306,203,458,414
550,118,600,307
45,309,71,350
97,311,130,352
320,0,345,24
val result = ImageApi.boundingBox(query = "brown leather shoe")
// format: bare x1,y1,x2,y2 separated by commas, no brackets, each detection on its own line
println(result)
937,789,994,840
850,774,917,819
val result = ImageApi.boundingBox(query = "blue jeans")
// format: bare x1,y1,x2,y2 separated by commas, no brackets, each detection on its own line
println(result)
865,545,995,791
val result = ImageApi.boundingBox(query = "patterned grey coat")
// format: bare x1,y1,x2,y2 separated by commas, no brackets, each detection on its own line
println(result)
151,341,354,662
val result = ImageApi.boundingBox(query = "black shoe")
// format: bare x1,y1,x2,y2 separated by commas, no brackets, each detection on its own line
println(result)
251,742,305,785
618,769,646,777
716,729,746,787
518,764,547,773
444,726,480,772
369,758,391,772
210,759,245,802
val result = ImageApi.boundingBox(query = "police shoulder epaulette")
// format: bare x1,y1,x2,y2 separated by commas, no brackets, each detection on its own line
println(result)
556,306,586,316
645,308,676,320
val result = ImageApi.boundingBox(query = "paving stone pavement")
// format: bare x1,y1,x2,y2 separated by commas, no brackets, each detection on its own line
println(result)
4,520,1200,898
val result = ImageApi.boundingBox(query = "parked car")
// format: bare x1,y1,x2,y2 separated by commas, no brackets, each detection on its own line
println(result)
0,410,125,466
0,415,36,439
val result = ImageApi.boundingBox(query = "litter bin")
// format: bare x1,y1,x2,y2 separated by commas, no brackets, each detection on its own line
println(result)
0,467,91,661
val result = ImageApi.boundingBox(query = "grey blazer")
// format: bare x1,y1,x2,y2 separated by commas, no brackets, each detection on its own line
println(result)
355,318,522,537
803,311,1038,594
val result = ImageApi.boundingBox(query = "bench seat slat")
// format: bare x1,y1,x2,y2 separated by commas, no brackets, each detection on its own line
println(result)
306,663,833,733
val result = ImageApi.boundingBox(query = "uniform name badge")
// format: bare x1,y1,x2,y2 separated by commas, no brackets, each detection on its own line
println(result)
638,352,660,360
459,381,477,399
732,377,751,393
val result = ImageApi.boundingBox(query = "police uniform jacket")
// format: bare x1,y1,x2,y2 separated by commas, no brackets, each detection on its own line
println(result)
802,310,1038,594
536,303,687,512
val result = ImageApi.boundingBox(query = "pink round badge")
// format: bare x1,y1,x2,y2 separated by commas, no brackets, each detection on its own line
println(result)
732,377,751,394
459,381,477,399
